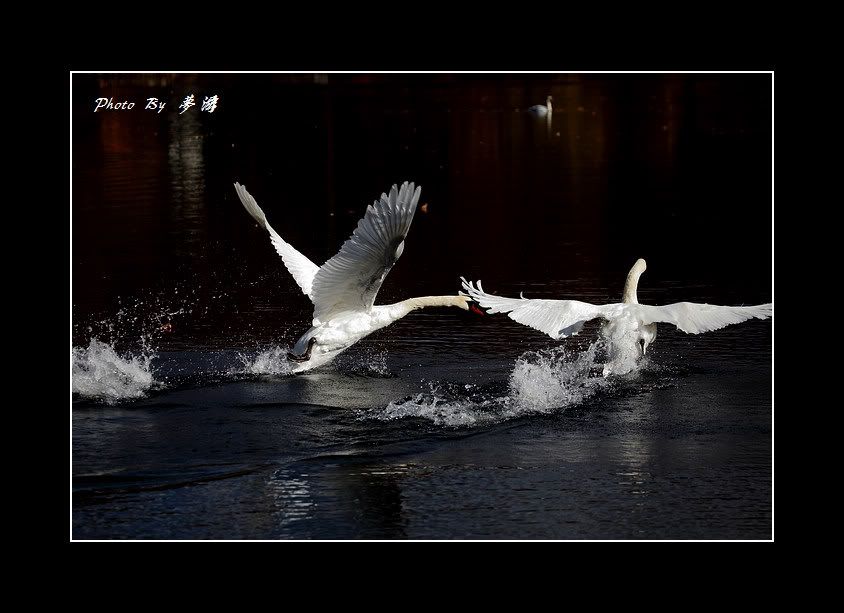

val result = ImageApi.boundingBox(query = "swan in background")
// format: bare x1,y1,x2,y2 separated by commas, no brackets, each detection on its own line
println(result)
462,259,772,376
234,181,471,373
527,96,553,117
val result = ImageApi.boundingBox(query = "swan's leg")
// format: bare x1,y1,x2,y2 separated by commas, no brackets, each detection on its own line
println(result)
287,338,317,362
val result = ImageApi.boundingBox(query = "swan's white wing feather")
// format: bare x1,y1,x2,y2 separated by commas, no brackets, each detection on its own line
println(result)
633,302,772,334
462,278,621,340
234,183,321,301
310,182,421,323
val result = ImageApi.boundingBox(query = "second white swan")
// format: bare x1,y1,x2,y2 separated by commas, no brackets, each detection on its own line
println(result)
462,259,772,376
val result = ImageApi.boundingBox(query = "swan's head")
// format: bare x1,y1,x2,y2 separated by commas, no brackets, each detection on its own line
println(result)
639,323,656,356
546,95,553,107
634,258,647,274
456,293,484,315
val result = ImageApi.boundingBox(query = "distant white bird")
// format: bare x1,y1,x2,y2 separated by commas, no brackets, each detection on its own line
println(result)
235,181,471,372
527,96,553,117
462,259,772,376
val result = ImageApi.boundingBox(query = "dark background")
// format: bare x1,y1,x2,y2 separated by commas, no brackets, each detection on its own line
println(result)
72,73,772,350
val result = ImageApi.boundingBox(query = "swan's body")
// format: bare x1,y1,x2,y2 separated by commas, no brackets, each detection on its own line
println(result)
527,95,553,117
235,181,470,373
462,259,772,376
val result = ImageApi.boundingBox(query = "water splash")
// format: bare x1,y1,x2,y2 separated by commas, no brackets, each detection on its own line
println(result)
374,382,504,427
74,290,195,351
599,317,643,376
361,351,390,377
72,285,199,402
509,342,610,410
235,342,397,378
336,346,393,377
237,346,295,376
365,341,616,427
72,338,157,403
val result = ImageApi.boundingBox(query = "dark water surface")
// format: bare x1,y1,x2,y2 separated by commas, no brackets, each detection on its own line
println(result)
72,74,772,539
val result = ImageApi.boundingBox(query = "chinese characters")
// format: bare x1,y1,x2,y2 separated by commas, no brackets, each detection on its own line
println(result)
200,95,218,113
93,95,220,114
179,95,195,114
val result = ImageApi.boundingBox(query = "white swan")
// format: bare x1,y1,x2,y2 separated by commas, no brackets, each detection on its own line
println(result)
234,181,471,372
462,259,772,376
527,96,553,117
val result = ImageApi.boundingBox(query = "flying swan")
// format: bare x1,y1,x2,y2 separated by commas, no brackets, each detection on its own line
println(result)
462,259,772,376
234,181,471,372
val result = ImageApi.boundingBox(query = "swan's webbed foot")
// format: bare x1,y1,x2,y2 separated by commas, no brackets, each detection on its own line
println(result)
287,338,317,363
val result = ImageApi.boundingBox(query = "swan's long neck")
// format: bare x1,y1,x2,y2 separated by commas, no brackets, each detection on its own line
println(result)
386,296,469,320
622,259,647,304
402,295,468,312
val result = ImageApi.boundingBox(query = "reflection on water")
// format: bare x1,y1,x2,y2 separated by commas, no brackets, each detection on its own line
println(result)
267,461,410,539
267,469,316,531
167,107,206,255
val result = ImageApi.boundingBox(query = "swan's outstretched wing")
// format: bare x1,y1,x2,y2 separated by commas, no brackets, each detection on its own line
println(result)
462,278,621,340
633,302,772,334
310,182,421,323
234,183,320,301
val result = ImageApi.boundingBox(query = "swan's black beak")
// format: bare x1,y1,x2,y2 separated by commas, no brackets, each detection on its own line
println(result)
287,338,317,362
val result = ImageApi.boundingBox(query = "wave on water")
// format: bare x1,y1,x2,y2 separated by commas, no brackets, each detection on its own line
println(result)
364,342,621,427
72,339,158,403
